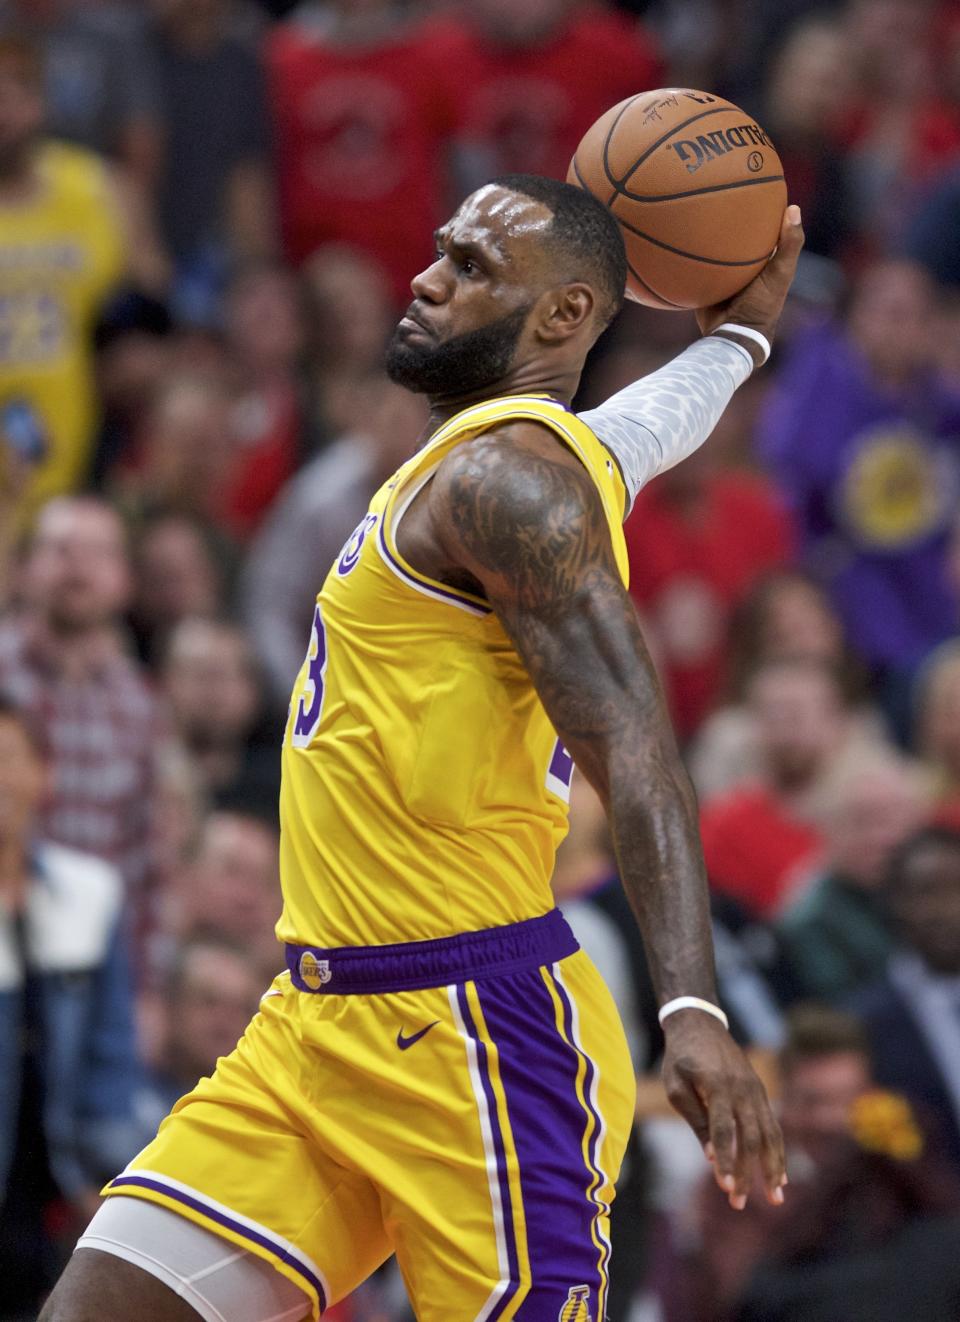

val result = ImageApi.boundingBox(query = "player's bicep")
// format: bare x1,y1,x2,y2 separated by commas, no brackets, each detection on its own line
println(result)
431,430,668,793
430,427,601,609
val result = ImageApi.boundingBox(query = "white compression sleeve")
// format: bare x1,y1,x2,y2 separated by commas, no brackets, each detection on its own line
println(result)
579,335,754,515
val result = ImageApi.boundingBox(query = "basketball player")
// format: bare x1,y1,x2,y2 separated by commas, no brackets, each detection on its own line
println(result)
43,176,803,1321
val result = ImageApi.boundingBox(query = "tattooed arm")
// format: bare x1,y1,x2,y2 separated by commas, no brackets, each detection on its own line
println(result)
426,423,786,1209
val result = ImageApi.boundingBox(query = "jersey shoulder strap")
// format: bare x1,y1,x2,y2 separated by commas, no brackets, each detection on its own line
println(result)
382,394,630,591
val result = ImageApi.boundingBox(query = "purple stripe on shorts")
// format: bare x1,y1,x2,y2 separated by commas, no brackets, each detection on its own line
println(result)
456,984,522,1316
107,1174,326,1311
475,969,606,1316
550,969,611,1309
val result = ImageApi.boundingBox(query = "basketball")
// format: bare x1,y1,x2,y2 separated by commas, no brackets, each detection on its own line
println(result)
568,88,787,311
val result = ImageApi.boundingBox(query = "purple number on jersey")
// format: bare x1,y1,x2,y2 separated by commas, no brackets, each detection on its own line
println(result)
337,513,378,577
291,604,327,748
546,737,575,802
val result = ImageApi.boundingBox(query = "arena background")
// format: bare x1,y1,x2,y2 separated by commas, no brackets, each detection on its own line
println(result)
3,1,960,1318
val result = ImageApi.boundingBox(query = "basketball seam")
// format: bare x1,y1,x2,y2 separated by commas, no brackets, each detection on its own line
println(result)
571,155,709,307
600,92,650,199
571,154,615,212
624,258,687,309
605,106,734,190
615,173,786,204
613,211,777,267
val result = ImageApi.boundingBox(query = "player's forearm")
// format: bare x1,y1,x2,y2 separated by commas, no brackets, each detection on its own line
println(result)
579,335,754,512
603,733,719,1007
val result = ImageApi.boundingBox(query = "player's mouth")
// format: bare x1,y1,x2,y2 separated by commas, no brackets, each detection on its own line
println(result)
397,308,435,339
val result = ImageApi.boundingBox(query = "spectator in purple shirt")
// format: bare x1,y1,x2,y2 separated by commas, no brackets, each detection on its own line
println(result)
758,260,960,727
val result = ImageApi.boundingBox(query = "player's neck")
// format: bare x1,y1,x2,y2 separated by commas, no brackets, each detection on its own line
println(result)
422,363,580,439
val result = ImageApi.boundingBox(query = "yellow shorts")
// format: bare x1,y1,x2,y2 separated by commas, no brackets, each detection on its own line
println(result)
105,912,636,1320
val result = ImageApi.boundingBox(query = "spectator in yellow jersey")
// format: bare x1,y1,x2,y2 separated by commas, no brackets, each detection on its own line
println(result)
0,34,126,515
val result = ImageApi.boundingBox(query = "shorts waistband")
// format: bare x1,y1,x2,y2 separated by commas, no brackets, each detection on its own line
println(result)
285,909,579,994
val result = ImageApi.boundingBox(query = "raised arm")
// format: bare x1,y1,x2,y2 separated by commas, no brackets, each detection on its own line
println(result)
582,207,804,513
429,424,786,1209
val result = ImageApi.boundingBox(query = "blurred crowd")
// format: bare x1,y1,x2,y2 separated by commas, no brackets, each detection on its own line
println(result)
3,0,960,1318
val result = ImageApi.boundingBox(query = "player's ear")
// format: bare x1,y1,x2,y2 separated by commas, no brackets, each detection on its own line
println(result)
536,283,595,344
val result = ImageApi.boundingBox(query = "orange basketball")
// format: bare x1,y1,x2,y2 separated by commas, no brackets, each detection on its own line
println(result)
568,88,787,310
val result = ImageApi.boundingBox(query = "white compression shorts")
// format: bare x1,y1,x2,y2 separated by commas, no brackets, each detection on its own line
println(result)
78,1196,310,1322
580,332,754,514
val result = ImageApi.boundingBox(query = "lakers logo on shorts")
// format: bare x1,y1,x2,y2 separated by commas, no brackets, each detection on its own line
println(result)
298,952,332,990
559,1284,593,1321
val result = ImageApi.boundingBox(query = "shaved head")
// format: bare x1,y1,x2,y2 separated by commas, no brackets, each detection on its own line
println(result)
486,173,626,328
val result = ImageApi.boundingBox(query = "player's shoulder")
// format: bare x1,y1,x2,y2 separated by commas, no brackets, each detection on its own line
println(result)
434,419,595,505
429,422,605,569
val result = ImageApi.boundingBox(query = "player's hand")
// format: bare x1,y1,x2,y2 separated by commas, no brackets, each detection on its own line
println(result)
661,1009,787,1210
695,204,805,350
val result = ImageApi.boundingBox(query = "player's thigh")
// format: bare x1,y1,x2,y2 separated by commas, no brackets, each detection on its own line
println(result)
386,955,636,1321
41,1248,202,1322
105,981,391,1315
44,1197,312,1322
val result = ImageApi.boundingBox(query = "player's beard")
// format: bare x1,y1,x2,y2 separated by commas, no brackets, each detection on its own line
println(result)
385,303,531,398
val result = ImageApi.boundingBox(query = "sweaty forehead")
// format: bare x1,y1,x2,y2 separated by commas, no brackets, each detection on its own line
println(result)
444,186,554,260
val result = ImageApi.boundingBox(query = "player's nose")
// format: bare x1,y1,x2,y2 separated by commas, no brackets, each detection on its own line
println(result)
410,257,450,305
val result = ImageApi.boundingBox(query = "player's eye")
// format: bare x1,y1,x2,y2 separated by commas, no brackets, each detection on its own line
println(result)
461,259,479,277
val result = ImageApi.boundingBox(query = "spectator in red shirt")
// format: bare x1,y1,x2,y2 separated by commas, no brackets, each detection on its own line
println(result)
838,0,960,250
425,0,663,194
698,658,851,919
265,1,456,299
221,261,308,540
624,385,795,740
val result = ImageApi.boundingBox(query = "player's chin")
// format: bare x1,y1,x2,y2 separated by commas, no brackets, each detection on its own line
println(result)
384,339,434,393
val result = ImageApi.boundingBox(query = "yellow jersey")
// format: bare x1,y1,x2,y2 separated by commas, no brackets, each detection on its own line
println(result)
0,141,125,510
278,395,629,947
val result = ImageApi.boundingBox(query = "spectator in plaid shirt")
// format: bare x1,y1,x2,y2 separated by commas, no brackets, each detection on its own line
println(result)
0,496,170,919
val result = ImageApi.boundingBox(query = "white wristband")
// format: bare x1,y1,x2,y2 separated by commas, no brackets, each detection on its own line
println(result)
658,996,729,1031
712,323,771,365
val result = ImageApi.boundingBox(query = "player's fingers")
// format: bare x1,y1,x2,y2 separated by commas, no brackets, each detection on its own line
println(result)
782,203,803,237
767,205,804,281
707,1098,738,1200
731,1104,762,1208
757,1103,787,1204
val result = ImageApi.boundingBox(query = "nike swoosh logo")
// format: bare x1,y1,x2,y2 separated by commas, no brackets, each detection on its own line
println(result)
397,1021,441,1051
